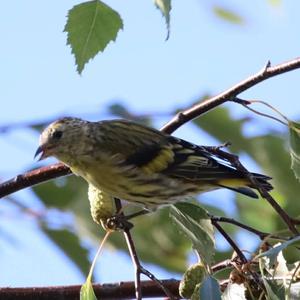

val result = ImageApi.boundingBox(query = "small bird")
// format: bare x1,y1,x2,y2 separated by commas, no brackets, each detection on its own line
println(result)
35,117,272,210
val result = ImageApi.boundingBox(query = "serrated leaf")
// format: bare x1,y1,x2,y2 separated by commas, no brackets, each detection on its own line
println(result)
289,121,300,181
65,0,123,74
154,0,171,40
256,236,300,266
199,276,222,300
213,6,244,25
170,202,215,265
222,283,246,300
42,227,90,276
80,278,97,300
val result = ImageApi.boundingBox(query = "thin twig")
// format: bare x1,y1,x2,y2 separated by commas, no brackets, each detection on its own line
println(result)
113,196,175,299
0,163,71,198
161,57,300,134
233,97,289,126
211,219,265,291
211,219,247,264
114,198,142,299
209,148,299,235
123,228,176,300
124,228,142,300
210,215,286,240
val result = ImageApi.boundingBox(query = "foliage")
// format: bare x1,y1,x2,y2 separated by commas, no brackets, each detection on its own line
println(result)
289,121,300,181
64,0,245,73
65,0,123,74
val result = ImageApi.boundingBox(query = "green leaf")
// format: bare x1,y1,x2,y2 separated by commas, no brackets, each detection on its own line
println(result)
262,279,282,300
32,175,87,208
213,6,244,25
130,207,190,272
249,135,300,216
170,202,215,265
199,276,222,300
42,227,91,276
108,102,152,126
193,106,249,153
289,121,300,181
65,0,123,74
179,263,206,299
80,277,97,300
154,0,171,40
259,258,284,300
256,235,300,266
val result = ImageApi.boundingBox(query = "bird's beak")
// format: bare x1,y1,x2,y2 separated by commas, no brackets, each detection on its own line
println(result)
34,145,48,161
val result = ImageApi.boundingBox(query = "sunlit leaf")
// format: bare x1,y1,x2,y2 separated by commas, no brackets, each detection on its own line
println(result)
80,278,97,300
80,232,109,300
289,121,300,181
65,0,123,74
170,202,215,265
199,276,222,299
256,236,300,266
154,0,171,39
213,6,244,25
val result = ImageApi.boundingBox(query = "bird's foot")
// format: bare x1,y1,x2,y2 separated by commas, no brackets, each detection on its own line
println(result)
103,214,134,231
102,209,150,231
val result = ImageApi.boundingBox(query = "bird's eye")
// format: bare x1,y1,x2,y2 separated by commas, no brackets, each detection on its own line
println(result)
52,130,63,140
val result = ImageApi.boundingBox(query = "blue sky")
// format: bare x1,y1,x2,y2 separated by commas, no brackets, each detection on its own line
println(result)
1,0,300,288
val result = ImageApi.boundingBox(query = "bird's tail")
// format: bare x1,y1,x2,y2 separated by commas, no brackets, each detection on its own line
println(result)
218,172,273,199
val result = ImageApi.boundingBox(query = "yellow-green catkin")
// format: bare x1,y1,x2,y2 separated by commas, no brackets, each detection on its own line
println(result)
88,184,116,229
179,262,206,299
190,283,201,300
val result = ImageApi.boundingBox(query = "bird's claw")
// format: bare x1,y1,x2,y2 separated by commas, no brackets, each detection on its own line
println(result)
103,214,134,231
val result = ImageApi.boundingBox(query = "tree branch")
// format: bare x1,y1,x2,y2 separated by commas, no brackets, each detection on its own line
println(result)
211,219,248,264
210,215,286,241
161,57,300,133
0,163,71,198
207,147,299,235
123,228,176,299
1,57,300,199
0,280,181,300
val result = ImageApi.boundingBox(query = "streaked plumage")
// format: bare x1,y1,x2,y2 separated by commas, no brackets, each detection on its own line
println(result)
35,117,272,209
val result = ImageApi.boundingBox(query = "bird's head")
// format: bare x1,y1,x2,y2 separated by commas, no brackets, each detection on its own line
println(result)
35,117,87,161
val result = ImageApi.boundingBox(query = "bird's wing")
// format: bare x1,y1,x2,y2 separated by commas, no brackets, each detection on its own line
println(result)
95,120,170,159
160,137,240,181
95,120,241,180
